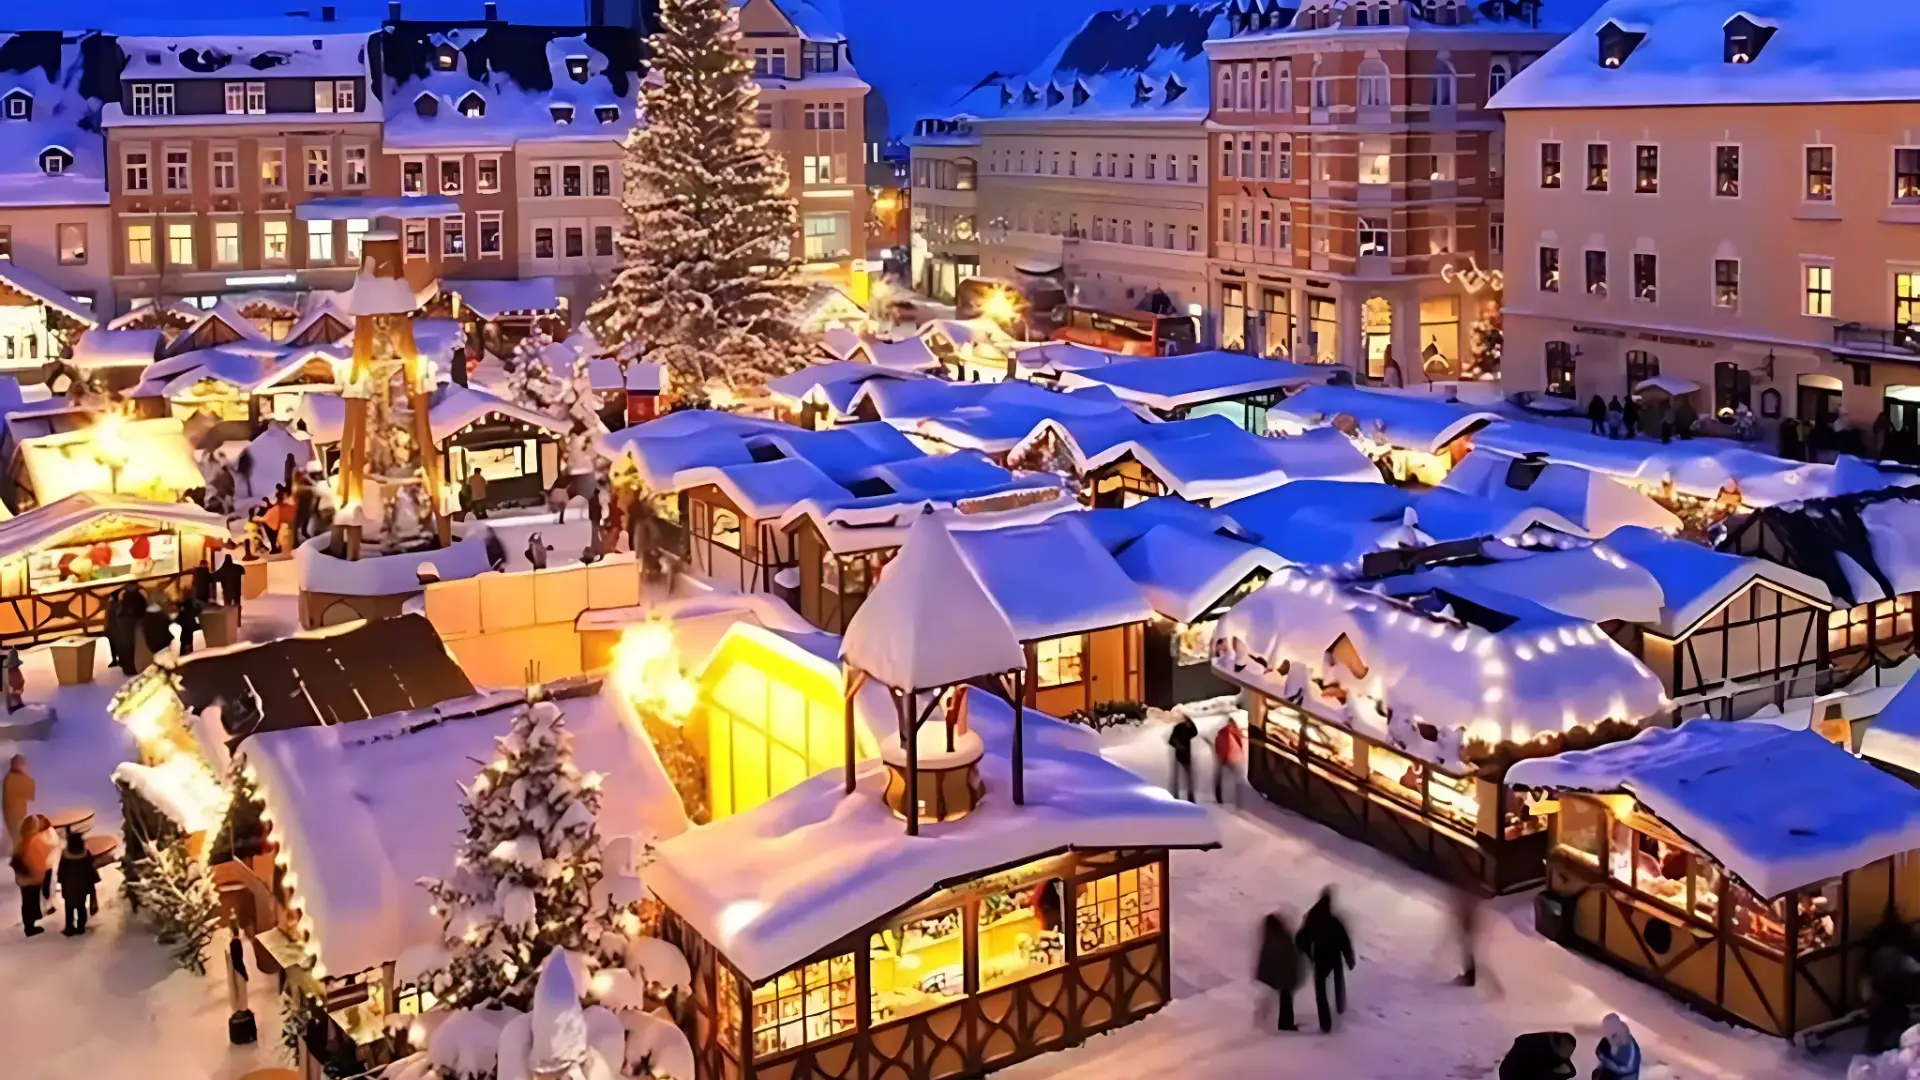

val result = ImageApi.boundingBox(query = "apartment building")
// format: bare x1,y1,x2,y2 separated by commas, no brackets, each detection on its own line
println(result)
377,19,644,313
1496,0,1920,442
739,0,871,278
905,117,980,302
932,5,1222,317
1204,0,1584,379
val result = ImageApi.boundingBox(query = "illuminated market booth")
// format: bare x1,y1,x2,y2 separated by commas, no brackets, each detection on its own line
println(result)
0,491,228,645
1510,721,1920,1037
638,516,1217,1080
1108,517,1280,708
10,414,208,509
1269,384,1501,486
1212,567,1669,893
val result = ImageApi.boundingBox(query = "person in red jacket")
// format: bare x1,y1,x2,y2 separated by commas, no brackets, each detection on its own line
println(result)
1214,717,1246,805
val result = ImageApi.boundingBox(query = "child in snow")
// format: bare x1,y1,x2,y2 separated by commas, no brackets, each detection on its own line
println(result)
1594,1014,1640,1080
57,830,98,936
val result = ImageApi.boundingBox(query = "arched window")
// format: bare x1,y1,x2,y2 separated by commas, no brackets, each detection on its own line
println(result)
1489,60,1512,94
457,92,485,118
1357,59,1391,108
1432,60,1457,106
954,156,976,190
1376,2,1391,25
1356,6,1370,25
1218,67,1234,111
1257,66,1271,110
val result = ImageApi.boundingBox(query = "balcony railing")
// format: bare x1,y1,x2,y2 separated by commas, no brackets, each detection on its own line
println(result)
1833,322,1920,358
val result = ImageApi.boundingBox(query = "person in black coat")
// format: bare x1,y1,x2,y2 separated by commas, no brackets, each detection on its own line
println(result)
140,603,173,659
214,554,245,613
1498,1031,1575,1080
1295,886,1356,1033
56,830,98,936
1585,395,1606,435
1255,911,1303,1032
191,563,214,605
174,597,202,656
1167,716,1199,802
112,585,147,675
1622,395,1640,438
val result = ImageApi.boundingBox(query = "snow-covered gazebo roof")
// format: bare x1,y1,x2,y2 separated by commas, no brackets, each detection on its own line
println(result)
452,277,563,320
842,512,1025,690
68,329,161,370
1438,449,1681,537
1016,415,1383,503
1507,722,1920,899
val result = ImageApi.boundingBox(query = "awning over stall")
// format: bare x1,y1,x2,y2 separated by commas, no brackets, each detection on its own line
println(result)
0,491,227,561
453,278,562,320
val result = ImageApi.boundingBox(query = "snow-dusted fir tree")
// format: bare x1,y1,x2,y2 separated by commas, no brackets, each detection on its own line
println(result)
587,0,809,399
503,330,606,477
420,701,627,1011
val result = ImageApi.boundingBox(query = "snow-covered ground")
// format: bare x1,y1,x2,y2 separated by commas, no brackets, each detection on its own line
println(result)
0,568,1853,1080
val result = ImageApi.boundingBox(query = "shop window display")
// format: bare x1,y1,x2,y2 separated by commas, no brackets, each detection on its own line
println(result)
1075,864,1161,954
753,953,855,1056
1500,786,1547,840
31,531,178,591
869,908,966,1024
1429,769,1481,832
1728,880,1839,955
977,877,1066,991
1303,717,1355,772
1367,743,1423,807
1557,797,1604,868
1173,617,1217,667
1262,699,1303,751
718,966,742,1055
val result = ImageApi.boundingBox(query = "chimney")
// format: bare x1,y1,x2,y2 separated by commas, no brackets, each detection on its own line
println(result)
484,1,499,19
321,5,336,20
388,1,401,21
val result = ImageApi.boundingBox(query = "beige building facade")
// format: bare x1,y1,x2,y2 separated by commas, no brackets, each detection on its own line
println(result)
905,119,980,303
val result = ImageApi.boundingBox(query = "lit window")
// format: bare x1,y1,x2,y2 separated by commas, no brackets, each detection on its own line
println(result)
1035,635,1084,687
592,164,610,197
1632,252,1658,302
166,222,193,265
1358,217,1389,257
477,157,500,193
1805,146,1834,201
1898,149,1920,203
344,219,369,263
477,213,502,256
1074,864,1162,954
1804,265,1833,317
750,955,853,1057
305,147,330,189
343,146,368,188
1715,259,1740,309
534,227,554,259
442,215,465,258
125,223,153,267
1715,145,1740,197
1635,145,1659,193
402,159,425,195
1586,144,1608,191
307,219,334,264
261,148,285,189
56,223,85,265
440,158,462,194
1540,142,1561,189
403,219,428,258
458,92,485,118
262,219,289,263
213,220,240,265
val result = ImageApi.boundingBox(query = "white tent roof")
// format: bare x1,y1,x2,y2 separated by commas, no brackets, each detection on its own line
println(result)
841,511,1025,690
0,491,229,560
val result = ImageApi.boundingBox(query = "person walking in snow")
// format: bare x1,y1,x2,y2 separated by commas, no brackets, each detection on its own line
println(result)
1450,878,1495,992
1586,395,1606,435
1593,1013,1640,1080
464,467,488,519
3,648,24,713
1167,715,1199,802
1622,395,1641,439
173,596,202,657
1255,911,1303,1032
1499,1031,1576,1080
4,754,35,847
12,813,54,936
1213,716,1245,805
1605,397,1625,439
56,830,98,936
1295,886,1356,1033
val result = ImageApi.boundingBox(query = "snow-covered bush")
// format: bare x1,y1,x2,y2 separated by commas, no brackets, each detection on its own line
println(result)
124,832,219,974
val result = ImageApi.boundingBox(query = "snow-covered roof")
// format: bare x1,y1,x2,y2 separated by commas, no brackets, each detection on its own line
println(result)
1020,414,1384,503
1600,525,1830,635
1723,486,1920,607
953,514,1154,640
1507,721,1920,899
1268,384,1502,454
1014,341,1126,379
340,263,433,317
69,328,160,369
1438,449,1682,537
647,648,1216,983
947,4,1227,125
733,0,853,43
765,361,926,416
452,277,562,319
1489,0,1920,112
852,377,1142,455
1214,566,1668,769
244,684,687,979
780,482,1079,555
0,490,227,562
166,300,270,354
852,336,941,373
0,30,109,209
918,317,1015,353
0,258,97,326
137,345,344,400
294,528,494,597
1080,493,1248,552
1114,522,1281,623
842,512,1026,689
1058,351,1338,413
1398,546,1667,629
424,384,568,443
115,31,372,81
378,25,641,150
17,415,206,504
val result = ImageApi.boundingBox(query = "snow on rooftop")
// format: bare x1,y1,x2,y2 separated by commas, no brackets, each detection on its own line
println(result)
0,31,109,208
294,528,494,597
379,26,640,150
1438,449,1682,537
1403,546,1667,629
18,416,206,504
1114,521,1282,623
115,32,373,82
0,259,98,327
1017,413,1383,504
855,377,1142,454
854,336,942,372
243,684,686,979
646,655,1216,983
69,328,161,369
0,491,229,561
1214,566,1668,768
1269,384,1502,454
1489,0,1920,112
765,361,926,415
948,4,1226,124
952,514,1154,640
1506,721,1920,899
841,511,1025,689
1014,340,1127,378
1599,525,1831,634
425,384,568,443
1058,351,1338,412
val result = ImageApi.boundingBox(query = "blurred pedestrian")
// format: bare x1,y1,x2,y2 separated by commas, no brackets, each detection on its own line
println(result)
1167,715,1199,803
1295,886,1355,1033
1213,716,1245,805
1255,911,1303,1032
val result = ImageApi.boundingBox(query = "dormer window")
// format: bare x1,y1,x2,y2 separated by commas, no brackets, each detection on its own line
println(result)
1164,74,1186,104
1133,75,1153,106
1045,82,1064,107
998,85,1013,108
436,44,459,71
550,104,574,125
1597,21,1646,68
1071,80,1090,107
3,91,30,121
565,55,590,83
414,93,439,118
1021,82,1039,105
39,147,72,175
595,105,619,124
1724,14,1776,64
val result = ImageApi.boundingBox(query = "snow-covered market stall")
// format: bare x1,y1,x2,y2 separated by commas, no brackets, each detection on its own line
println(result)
0,491,227,645
1510,721,1920,1037
1212,566,1669,893
636,515,1218,1080
10,413,208,508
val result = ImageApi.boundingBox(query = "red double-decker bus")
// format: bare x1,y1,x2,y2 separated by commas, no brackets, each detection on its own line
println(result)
1053,305,1199,356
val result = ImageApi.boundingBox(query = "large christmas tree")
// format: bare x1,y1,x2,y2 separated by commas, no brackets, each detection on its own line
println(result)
420,701,627,1011
587,0,809,400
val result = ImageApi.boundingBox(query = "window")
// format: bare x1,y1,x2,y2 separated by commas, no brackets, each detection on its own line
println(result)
1358,217,1389,257
802,41,838,74
443,215,465,258
1239,138,1253,178
1490,216,1504,255
1806,146,1834,201
752,954,854,1057
1312,75,1331,110
344,145,368,188
401,158,425,195
345,219,368,263
213,220,240,265
1276,137,1292,179
162,222,192,266
1546,341,1575,398
132,83,175,116
477,213,501,257
557,164,580,197
1036,635,1084,687
1489,60,1511,95
403,219,427,258
1359,136,1390,185
164,148,189,192
261,148,285,190
1257,66,1271,110
1714,361,1752,419
1898,273,1919,328
1357,60,1390,108
1715,145,1740,196
564,226,583,258
39,147,70,174
125,223,153,267
307,219,334,264
1217,68,1234,112
1125,153,1135,178
1584,250,1608,296
534,226,554,260
1219,136,1233,179
262,219,289,263
242,83,263,115
1625,349,1659,390
1804,265,1833,316
477,157,500,193
1165,153,1177,182
1236,64,1253,111
212,148,237,191
1633,252,1658,302
306,147,331,189
752,47,788,78
565,54,591,83
802,154,842,185
594,225,613,257
1586,144,1608,191
435,44,459,71
224,83,246,115
55,222,85,265
592,164,611,197
1189,153,1200,182
1712,259,1741,308
1898,149,1920,202
804,211,849,260
1075,864,1162,955
333,81,356,113
1635,145,1659,193
802,102,847,130
1540,142,1562,189
533,165,552,198
1188,223,1199,251
755,102,773,128
1431,61,1457,106
123,151,150,193
439,158,461,194
131,83,151,115
1538,246,1561,292
457,92,485,118
1067,151,1077,177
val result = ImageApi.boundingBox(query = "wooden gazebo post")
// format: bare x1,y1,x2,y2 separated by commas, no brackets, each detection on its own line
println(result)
840,511,1030,834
